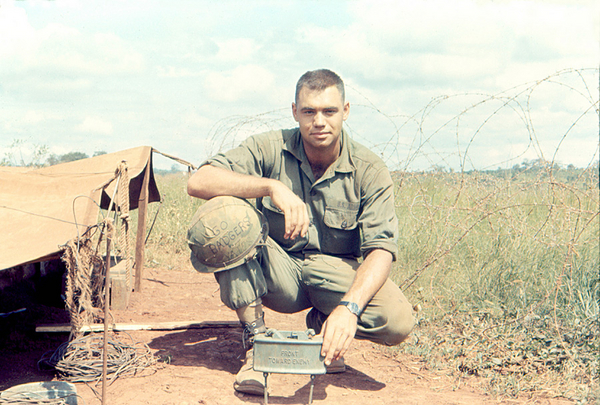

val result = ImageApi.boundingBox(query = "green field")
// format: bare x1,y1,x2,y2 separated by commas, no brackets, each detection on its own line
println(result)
142,166,599,402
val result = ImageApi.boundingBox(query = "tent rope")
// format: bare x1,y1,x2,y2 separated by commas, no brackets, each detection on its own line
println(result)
117,161,133,292
62,224,107,339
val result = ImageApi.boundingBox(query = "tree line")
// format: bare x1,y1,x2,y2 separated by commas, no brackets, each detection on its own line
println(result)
0,140,106,167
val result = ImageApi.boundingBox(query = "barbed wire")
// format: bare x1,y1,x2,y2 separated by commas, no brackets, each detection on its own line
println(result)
204,68,598,175
202,68,599,400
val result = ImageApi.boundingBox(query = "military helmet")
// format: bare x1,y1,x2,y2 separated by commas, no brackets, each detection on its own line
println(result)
187,196,268,273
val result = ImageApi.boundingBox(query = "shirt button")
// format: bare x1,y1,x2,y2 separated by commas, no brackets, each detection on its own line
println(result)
341,220,348,229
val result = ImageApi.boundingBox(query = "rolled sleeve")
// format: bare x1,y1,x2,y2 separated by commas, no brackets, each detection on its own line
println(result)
358,167,398,261
200,134,270,177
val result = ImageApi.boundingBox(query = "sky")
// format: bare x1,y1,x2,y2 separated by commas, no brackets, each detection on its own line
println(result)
0,0,598,171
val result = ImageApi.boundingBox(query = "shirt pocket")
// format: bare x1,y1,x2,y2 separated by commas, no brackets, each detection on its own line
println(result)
323,200,359,230
322,200,360,255
261,196,284,234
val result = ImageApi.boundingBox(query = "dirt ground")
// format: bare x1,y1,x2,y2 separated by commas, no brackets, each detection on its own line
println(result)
0,265,576,405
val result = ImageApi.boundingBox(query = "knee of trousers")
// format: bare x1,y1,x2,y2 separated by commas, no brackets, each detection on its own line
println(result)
358,297,416,346
379,300,416,346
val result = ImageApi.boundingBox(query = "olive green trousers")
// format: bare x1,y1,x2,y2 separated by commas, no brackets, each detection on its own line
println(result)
215,238,415,346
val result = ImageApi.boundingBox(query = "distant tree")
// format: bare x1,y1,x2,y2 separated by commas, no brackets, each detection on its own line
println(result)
93,151,107,157
31,144,49,167
1,139,49,167
431,164,446,173
531,158,548,169
58,152,89,163
46,154,59,166
46,151,89,166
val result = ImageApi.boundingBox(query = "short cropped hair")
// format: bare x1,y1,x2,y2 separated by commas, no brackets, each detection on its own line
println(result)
295,69,345,104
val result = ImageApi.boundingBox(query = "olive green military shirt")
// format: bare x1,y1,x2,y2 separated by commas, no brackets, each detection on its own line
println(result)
202,128,398,261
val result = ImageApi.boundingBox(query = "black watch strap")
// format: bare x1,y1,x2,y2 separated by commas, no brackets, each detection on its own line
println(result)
339,300,361,317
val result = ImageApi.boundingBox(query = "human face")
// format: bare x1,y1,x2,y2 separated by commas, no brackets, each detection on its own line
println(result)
292,86,350,157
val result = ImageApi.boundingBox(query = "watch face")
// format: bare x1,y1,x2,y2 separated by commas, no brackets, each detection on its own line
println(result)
340,301,360,316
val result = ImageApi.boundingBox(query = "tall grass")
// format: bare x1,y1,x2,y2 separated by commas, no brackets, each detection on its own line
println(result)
391,166,599,402
140,172,203,270
142,165,598,402
394,167,598,319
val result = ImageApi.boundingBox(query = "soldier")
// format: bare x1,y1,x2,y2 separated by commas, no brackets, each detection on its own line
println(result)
187,69,415,395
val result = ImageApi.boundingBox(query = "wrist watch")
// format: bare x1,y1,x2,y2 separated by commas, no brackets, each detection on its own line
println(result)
339,300,361,317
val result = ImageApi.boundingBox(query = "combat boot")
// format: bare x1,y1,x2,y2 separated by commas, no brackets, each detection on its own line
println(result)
234,300,267,395
234,316,267,395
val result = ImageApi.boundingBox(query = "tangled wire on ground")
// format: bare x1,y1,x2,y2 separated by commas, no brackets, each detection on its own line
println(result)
38,333,161,385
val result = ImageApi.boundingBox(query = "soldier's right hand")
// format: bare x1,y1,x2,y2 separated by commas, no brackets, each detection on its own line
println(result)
268,181,309,240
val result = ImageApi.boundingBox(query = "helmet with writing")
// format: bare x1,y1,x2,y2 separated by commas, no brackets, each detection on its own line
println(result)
187,196,268,273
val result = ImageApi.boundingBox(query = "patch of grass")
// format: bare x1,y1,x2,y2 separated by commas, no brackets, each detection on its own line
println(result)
391,168,599,403
142,172,203,270
144,168,599,402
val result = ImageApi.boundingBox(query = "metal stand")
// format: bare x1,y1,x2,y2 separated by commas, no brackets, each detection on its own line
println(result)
263,373,268,405
262,372,317,405
308,374,315,404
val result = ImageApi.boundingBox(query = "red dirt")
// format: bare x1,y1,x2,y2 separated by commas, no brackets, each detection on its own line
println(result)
0,265,575,405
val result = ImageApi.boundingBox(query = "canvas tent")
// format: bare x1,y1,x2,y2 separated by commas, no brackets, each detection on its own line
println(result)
0,146,162,271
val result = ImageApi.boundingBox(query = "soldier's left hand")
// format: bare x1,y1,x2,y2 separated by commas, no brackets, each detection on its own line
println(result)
319,306,358,366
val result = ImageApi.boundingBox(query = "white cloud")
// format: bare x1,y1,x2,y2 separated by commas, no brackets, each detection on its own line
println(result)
182,112,213,130
215,38,261,63
1,0,597,171
0,2,38,59
75,117,113,135
22,110,62,124
299,0,600,91
0,5,144,80
30,29,145,76
204,65,276,102
157,66,201,78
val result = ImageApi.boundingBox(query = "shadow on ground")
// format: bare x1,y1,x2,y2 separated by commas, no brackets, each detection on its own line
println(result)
148,328,386,404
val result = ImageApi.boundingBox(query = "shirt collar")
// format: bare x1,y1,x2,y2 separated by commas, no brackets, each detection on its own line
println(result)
283,128,356,174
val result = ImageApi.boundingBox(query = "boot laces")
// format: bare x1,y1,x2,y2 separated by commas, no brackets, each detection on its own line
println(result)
241,316,265,350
